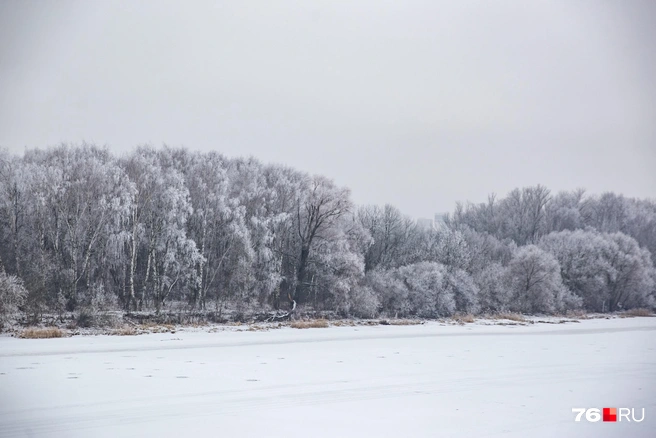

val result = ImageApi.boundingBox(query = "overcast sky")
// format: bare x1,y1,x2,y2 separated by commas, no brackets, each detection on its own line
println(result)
1,0,654,218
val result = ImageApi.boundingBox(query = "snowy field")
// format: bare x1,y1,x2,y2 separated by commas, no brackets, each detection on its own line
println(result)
1,318,654,438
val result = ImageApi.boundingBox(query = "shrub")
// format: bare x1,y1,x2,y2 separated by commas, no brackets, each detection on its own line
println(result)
349,285,380,318
76,310,95,328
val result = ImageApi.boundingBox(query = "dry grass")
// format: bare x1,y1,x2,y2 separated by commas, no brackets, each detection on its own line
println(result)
452,314,476,324
563,310,590,320
387,319,423,326
130,322,176,333
290,319,330,329
490,312,527,322
20,327,67,339
332,320,357,327
108,323,176,336
620,308,654,317
111,326,138,336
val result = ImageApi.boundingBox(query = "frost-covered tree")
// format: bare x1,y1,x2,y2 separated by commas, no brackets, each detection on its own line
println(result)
262,164,308,308
623,198,656,259
601,232,655,311
539,230,612,311
540,230,655,311
0,152,29,277
293,175,351,306
0,271,27,329
175,150,232,309
445,268,479,314
544,189,591,233
445,194,501,236
461,228,514,275
445,186,551,246
363,269,410,317
395,262,456,317
357,204,413,271
587,192,628,233
431,228,472,272
474,263,510,313
307,223,365,313
1,144,655,324
13,145,133,311
348,284,380,318
504,245,580,314
121,147,202,311
499,186,551,245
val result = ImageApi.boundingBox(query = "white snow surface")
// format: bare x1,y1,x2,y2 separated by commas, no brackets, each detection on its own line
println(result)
1,318,654,437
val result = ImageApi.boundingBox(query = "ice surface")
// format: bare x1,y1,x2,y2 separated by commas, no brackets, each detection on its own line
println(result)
1,318,654,437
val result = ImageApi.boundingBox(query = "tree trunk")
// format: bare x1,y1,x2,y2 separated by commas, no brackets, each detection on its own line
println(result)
294,245,310,305
127,218,138,312
12,189,20,277
198,224,206,309
141,244,154,311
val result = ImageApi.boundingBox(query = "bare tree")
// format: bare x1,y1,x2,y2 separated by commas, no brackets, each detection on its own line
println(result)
293,175,351,306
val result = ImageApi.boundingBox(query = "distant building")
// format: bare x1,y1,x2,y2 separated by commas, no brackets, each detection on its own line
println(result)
416,218,434,230
433,213,448,230
415,213,449,231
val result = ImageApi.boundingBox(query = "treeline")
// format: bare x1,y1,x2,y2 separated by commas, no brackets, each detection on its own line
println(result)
0,145,654,327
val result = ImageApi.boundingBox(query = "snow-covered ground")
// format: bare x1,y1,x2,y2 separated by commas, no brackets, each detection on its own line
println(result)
1,318,654,437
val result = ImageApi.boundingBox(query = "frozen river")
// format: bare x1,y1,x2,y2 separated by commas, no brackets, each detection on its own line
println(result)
1,317,654,437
